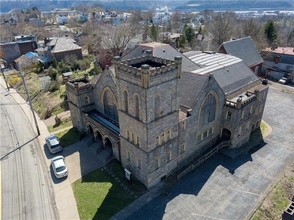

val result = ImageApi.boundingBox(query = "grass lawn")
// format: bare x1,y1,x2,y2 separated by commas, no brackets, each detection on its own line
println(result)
251,164,294,220
260,120,268,135
73,161,141,220
249,120,270,144
55,127,81,147
48,117,73,133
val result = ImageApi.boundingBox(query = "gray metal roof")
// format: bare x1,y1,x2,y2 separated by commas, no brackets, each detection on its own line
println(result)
219,37,263,67
122,42,202,72
185,51,260,95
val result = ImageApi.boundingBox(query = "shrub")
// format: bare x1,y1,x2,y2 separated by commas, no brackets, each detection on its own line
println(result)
7,75,22,87
49,81,60,92
48,66,58,80
89,63,102,76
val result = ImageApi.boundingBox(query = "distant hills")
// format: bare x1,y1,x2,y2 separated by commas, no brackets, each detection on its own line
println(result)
1,0,293,13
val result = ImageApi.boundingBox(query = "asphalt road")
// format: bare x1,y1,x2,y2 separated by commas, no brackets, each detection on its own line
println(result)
121,84,294,220
0,85,57,220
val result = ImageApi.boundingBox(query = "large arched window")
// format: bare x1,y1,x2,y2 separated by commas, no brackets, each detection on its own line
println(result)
103,89,118,122
200,93,217,126
123,90,128,113
134,94,139,119
154,95,160,119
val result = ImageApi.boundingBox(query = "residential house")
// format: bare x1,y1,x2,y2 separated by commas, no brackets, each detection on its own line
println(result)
0,35,38,65
261,46,294,83
36,37,82,64
14,52,39,68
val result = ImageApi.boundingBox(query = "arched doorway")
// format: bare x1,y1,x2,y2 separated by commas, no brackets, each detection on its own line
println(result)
104,137,113,154
95,130,103,144
87,124,94,137
221,128,231,140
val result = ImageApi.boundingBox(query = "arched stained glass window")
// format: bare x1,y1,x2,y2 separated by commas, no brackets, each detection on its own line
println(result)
200,93,217,126
103,89,118,122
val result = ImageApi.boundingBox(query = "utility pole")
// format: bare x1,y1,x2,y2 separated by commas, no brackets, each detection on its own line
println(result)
0,62,9,91
17,63,40,136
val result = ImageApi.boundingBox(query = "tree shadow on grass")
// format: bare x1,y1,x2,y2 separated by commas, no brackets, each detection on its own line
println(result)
57,127,81,147
73,161,146,220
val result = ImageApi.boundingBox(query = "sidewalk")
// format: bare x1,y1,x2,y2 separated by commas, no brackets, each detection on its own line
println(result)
0,77,80,220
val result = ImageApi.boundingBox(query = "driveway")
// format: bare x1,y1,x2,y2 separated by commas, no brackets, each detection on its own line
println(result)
113,84,294,220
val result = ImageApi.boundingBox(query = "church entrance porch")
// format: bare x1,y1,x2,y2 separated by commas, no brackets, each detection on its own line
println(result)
87,124,94,137
221,128,231,141
94,130,103,145
83,110,120,162
103,137,113,155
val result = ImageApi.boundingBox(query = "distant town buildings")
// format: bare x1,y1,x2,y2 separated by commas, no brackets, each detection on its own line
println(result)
261,46,294,83
0,35,37,64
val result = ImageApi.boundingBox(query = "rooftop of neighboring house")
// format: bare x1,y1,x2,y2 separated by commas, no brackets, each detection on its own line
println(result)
15,52,38,65
219,36,263,67
262,47,294,56
14,35,37,42
47,37,81,53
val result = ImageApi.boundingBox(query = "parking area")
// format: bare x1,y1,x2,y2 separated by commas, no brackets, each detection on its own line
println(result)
115,84,294,220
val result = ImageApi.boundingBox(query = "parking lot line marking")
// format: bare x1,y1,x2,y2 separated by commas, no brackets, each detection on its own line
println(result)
232,188,261,196
191,213,233,220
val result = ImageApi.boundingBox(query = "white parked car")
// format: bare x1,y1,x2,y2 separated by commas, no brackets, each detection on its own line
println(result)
51,156,68,179
278,77,287,84
45,134,63,154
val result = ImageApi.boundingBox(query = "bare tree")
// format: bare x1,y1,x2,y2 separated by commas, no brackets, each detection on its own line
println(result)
208,12,237,49
99,24,136,56
242,18,267,50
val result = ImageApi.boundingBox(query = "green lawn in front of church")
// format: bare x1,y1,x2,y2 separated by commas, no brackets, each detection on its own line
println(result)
72,161,146,220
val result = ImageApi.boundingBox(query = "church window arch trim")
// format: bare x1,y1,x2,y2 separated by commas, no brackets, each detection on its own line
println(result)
101,87,119,122
198,91,219,127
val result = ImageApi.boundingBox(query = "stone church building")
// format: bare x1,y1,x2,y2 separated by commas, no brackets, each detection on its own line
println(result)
66,42,268,188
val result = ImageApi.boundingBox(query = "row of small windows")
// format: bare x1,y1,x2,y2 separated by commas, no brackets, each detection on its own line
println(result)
156,130,171,146
197,127,214,143
126,151,172,171
126,130,140,146
225,105,263,121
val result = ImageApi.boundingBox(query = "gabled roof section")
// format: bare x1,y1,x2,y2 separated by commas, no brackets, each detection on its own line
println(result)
122,42,202,72
185,51,260,96
91,66,117,87
51,37,81,53
219,37,263,67
211,62,260,95
178,72,208,107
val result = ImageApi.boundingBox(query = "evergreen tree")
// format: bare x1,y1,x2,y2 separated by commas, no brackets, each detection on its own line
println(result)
150,24,158,42
264,20,278,45
183,24,195,47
